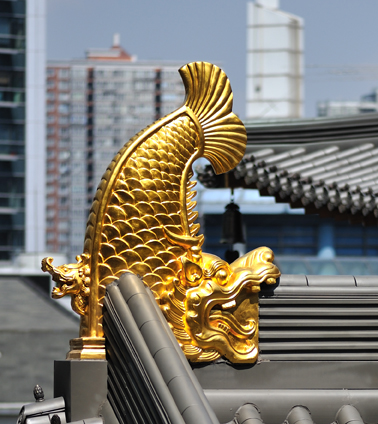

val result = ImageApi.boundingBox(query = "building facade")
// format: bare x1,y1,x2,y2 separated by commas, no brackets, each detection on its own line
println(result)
246,0,304,119
0,0,46,261
46,39,184,259
318,88,378,117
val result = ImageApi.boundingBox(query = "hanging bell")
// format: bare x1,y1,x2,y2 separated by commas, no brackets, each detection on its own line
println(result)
220,202,245,245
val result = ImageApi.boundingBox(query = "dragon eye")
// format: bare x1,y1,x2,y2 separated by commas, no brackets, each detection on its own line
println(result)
215,269,228,285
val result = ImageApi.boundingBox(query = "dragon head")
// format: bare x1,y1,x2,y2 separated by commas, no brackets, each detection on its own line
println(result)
181,246,280,363
41,254,90,316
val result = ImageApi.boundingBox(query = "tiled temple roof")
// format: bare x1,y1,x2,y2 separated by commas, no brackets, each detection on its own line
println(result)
102,274,378,424
23,273,378,424
197,113,378,225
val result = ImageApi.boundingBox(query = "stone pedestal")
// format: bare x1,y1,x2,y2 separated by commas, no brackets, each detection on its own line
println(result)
54,360,107,422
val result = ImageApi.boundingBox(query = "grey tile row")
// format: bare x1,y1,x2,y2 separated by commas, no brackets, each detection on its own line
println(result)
198,113,378,225
233,403,364,424
206,387,377,423
259,273,378,361
278,274,378,287
233,141,378,225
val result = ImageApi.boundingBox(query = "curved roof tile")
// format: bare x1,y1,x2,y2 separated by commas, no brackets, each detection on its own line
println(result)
197,113,378,225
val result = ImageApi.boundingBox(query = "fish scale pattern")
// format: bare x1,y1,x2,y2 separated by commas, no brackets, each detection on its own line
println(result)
43,62,250,359
93,116,200,307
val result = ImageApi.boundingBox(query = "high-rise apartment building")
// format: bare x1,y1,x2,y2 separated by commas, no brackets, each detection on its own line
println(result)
46,37,185,259
0,0,46,260
246,0,304,119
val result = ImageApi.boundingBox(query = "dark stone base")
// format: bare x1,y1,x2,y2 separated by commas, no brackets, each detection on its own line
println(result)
54,360,107,422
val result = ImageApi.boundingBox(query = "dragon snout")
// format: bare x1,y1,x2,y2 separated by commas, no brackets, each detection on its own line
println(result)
229,263,280,293
41,257,54,272
266,277,277,284
258,262,280,286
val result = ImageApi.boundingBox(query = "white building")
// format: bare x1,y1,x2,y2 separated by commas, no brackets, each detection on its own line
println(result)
318,89,378,117
26,0,46,255
246,0,304,119
46,36,185,260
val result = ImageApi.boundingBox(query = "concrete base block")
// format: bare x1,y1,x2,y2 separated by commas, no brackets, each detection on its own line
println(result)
54,360,107,422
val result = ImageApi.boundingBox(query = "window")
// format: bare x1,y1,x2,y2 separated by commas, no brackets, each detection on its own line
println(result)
72,68,86,78
58,81,69,91
71,127,86,136
59,93,70,101
162,93,179,102
72,81,86,90
0,17,25,37
113,70,124,78
58,103,69,114
72,92,84,101
58,221,69,230
59,127,68,137
59,138,69,147
0,71,23,88
204,214,318,260
72,104,86,113
59,150,70,161
46,175,56,185
58,233,69,242
0,53,25,68
335,226,378,256
70,114,86,125
58,68,69,78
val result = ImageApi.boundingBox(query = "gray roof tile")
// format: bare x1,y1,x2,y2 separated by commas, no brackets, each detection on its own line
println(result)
197,113,378,225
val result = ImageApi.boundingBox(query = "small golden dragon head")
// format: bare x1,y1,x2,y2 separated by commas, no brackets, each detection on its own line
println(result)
41,254,90,316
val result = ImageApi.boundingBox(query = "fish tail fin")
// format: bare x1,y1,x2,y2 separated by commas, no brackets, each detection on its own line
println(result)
179,62,247,174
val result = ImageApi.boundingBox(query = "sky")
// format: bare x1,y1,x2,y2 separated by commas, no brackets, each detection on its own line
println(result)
47,0,378,119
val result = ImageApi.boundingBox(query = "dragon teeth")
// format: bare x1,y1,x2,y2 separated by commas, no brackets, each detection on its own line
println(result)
218,323,229,332
222,299,236,310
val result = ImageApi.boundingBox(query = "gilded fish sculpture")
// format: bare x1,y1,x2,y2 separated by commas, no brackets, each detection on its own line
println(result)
42,62,280,363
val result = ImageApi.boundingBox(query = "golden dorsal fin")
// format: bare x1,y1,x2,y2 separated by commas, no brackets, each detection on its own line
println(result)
179,62,247,174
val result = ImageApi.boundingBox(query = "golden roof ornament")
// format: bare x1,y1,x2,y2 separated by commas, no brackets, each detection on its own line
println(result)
42,62,280,363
